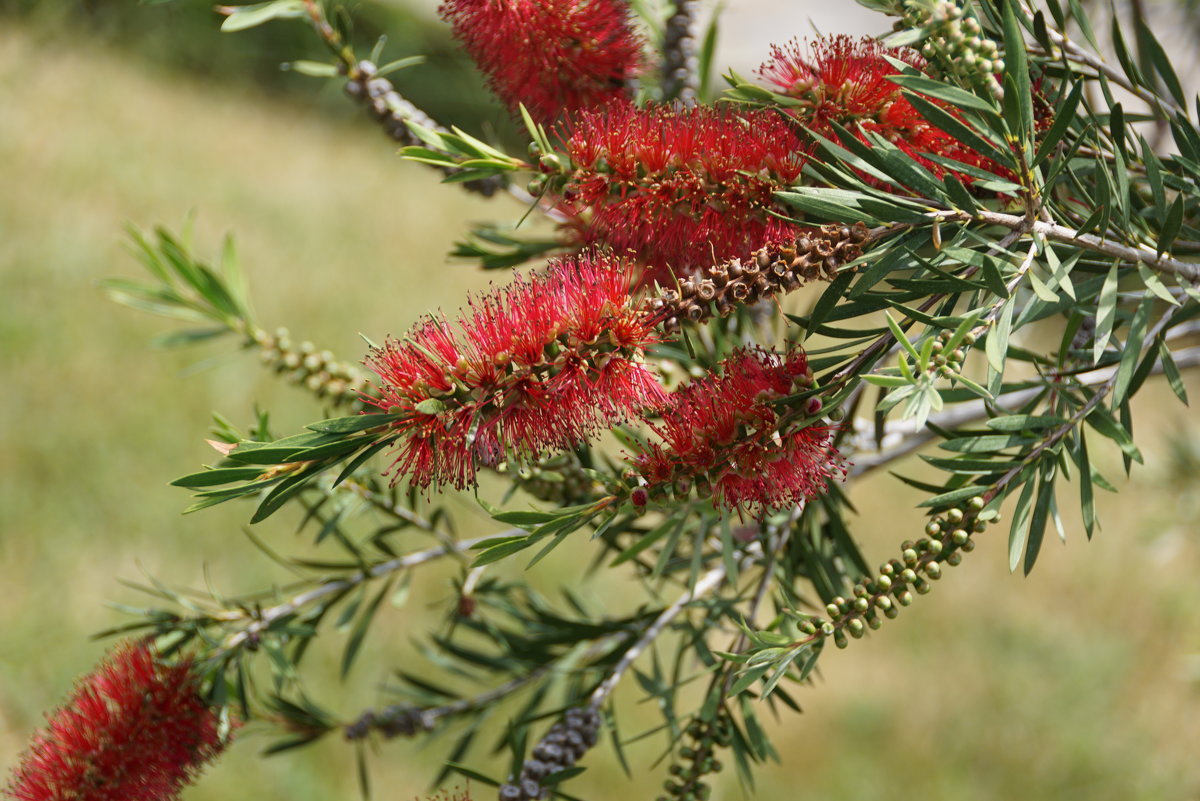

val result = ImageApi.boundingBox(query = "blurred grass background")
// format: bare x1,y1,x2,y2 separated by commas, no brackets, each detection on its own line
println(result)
1,3,1200,800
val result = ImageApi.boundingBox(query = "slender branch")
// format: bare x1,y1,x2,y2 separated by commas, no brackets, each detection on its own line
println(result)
221,533,508,650
587,563,728,711
849,345,1200,477
873,209,1200,281
348,635,627,739
1026,22,1185,119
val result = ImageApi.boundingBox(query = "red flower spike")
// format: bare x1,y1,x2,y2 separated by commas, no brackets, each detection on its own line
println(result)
631,347,846,513
5,641,231,801
439,0,642,125
758,35,1007,187
365,253,665,491
558,104,810,281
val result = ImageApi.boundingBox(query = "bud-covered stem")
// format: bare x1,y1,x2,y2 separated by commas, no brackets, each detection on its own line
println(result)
661,0,700,106
299,0,504,196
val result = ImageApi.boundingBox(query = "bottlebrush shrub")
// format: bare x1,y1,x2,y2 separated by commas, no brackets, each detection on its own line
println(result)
555,103,810,280
439,0,642,124
757,34,1007,185
364,252,663,491
30,0,1200,799
4,641,230,801
629,346,846,512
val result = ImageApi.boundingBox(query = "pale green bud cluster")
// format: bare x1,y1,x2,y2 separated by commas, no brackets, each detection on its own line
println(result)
252,326,369,406
904,0,1004,99
798,497,996,650
657,715,732,801
930,327,975,378
497,452,601,505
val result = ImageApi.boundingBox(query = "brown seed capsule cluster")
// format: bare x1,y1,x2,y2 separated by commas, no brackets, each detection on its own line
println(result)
498,707,600,800
647,222,870,333
794,498,994,650
252,326,370,406
343,704,434,741
342,60,503,197
662,0,700,107
657,716,731,801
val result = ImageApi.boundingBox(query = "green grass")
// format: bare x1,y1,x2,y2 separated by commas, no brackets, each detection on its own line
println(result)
2,21,1200,801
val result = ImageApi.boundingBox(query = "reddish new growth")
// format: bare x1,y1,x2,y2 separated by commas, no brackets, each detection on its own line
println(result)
631,347,845,513
365,253,664,490
558,104,810,280
758,35,1005,186
439,0,642,124
5,641,230,801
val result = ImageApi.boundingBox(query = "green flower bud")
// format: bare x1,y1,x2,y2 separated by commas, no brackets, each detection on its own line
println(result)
947,508,965,524
868,617,883,630
849,618,865,638
834,630,849,649
961,538,976,552
925,521,942,537
924,561,942,579
951,529,970,545
875,596,893,611
821,622,836,636
973,520,987,533
877,574,893,591
946,551,963,566
885,605,900,619
826,603,841,618
855,597,870,612
914,578,932,594
903,548,919,565
901,568,918,584
928,539,944,556
897,590,914,606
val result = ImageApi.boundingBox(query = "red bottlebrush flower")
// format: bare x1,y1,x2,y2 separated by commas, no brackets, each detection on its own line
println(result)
630,346,845,513
4,641,231,801
439,0,642,125
758,35,1007,186
557,104,810,280
365,252,664,491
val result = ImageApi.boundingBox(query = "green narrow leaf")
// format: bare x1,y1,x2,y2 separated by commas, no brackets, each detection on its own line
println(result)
904,92,1014,168
1001,0,1033,137
1033,82,1083,167
1136,18,1186,106
1085,406,1144,463
1093,261,1120,363
884,312,921,362
1159,340,1189,404
802,269,855,340
986,297,1014,373
1111,293,1154,406
1157,195,1184,257
1008,471,1037,573
1077,433,1096,539
1023,466,1056,576
887,74,999,113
